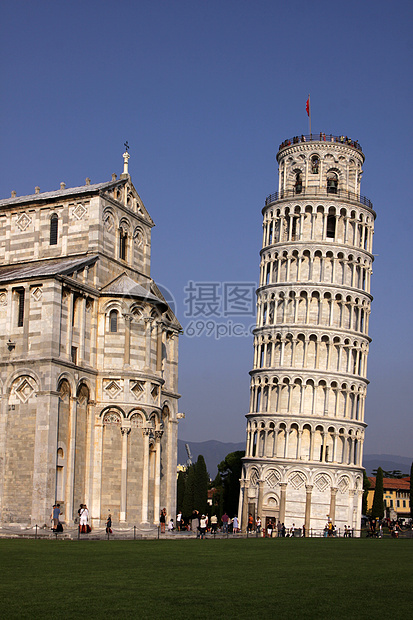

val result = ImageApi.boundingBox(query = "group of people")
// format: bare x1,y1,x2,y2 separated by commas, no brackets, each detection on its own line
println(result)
279,134,361,150
367,517,407,539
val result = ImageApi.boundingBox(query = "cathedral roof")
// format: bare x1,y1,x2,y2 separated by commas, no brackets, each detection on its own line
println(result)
100,273,167,310
0,182,115,208
0,255,98,284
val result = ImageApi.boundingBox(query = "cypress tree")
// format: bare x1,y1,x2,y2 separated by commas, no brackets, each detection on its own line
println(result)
193,455,209,515
371,466,384,519
410,462,413,519
218,450,245,517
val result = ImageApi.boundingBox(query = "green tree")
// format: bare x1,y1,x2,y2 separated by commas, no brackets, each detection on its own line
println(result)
193,455,209,515
410,462,413,519
177,470,186,513
211,472,224,520
362,469,371,515
371,466,384,519
218,450,245,516
182,464,195,519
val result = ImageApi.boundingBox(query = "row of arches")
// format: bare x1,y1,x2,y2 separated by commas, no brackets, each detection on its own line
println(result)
246,462,362,492
262,205,374,252
278,146,363,197
253,332,369,376
259,249,372,291
245,422,364,467
102,206,149,269
249,377,367,421
256,291,371,334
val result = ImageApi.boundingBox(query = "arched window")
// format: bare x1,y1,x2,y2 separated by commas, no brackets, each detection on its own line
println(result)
327,212,336,239
311,155,319,174
327,172,338,194
50,214,58,245
119,227,128,260
109,310,118,333
295,172,302,194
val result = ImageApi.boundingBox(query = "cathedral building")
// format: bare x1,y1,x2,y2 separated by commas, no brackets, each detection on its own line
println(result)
0,151,182,529
240,134,375,535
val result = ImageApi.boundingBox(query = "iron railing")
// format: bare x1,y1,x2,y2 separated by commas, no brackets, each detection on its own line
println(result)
264,187,373,209
278,134,362,152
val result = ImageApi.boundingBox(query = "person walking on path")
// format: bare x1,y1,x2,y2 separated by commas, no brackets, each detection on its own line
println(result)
106,514,112,534
221,512,229,534
160,507,166,533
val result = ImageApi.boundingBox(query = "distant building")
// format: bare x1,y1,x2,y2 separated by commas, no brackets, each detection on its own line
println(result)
0,151,182,529
240,134,375,535
367,477,411,521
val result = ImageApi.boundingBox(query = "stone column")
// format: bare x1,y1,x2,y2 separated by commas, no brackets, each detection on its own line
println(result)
91,416,104,524
297,430,303,460
329,487,338,524
304,484,313,536
279,483,287,524
65,396,78,522
141,427,151,523
257,479,265,520
123,314,132,366
144,317,154,370
79,295,87,363
153,430,163,524
66,291,73,359
241,480,250,532
120,426,131,522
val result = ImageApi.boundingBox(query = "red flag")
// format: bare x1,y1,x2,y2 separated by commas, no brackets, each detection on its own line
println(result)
306,97,310,117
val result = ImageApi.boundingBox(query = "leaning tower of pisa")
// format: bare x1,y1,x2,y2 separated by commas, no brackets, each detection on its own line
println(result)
240,134,375,536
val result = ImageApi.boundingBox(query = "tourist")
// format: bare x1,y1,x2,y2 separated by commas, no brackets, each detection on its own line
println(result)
281,523,286,537
51,504,60,530
160,507,166,533
167,518,175,532
267,520,273,538
233,515,239,533
247,513,254,533
210,514,218,534
106,514,112,534
191,510,200,537
291,523,295,537
256,516,261,534
79,504,90,533
199,515,207,539
177,510,182,531
221,512,229,534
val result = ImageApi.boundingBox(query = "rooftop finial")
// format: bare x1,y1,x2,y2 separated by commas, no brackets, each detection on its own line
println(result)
122,141,130,176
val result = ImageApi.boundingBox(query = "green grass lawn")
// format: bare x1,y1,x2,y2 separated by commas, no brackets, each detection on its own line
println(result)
0,538,411,619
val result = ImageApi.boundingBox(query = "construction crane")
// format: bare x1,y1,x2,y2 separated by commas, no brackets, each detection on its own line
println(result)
185,443,193,467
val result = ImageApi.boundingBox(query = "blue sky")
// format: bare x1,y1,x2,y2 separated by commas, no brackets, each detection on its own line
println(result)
1,0,412,456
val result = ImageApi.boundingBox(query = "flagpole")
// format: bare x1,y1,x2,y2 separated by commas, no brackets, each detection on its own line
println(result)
308,94,311,137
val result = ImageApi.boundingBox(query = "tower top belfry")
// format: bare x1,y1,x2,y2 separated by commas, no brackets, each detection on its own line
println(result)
239,132,376,536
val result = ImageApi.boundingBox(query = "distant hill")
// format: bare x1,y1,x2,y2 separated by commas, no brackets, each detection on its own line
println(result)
362,454,412,476
178,440,245,478
178,440,412,479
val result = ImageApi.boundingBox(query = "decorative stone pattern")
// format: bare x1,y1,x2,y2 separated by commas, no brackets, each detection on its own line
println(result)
0,163,182,528
240,137,375,535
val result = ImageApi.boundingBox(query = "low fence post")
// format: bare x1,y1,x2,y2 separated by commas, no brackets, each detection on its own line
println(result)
134,526,136,540
35,524,38,540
